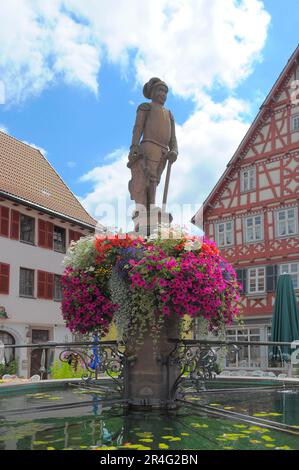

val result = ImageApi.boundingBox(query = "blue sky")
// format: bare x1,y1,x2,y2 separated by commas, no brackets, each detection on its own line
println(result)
0,0,298,230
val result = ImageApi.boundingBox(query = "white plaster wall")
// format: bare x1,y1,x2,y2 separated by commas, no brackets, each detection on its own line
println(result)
0,200,92,377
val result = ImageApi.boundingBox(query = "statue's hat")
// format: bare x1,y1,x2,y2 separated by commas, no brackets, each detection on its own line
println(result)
143,77,168,99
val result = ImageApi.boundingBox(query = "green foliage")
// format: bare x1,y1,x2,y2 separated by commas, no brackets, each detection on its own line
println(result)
49,360,86,379
63,235,98,270
109,268,131,339
0,359,17,377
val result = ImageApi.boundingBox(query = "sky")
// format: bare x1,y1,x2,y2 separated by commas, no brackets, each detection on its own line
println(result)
0,0,298,232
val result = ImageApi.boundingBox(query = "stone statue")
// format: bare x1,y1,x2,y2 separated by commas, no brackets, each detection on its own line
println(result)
127,78,178,221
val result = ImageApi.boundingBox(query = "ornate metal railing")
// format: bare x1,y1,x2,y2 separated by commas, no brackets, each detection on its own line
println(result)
1,338,298,399
59,339,124,390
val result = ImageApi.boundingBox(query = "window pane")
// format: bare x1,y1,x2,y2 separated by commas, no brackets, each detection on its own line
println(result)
226,232,232,244
278,211,285,220
19,269,34,297
291,264,298,273
288,221,295,234
54,275,62,301
288,209,295,218
278,221,286,236
54,226,66,252
20,215,35,244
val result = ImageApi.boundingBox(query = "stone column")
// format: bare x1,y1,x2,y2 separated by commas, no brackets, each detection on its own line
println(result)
123,316,180,409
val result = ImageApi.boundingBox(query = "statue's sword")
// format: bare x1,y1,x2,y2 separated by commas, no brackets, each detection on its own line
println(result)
162,160,172,211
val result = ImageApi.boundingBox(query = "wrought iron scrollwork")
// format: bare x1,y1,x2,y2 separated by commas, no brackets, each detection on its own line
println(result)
59,341,124,391
169,341,239,399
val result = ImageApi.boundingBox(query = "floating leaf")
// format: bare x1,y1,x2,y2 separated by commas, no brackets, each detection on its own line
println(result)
33,441,48,445
162,435,175,440
250,440,261,444
181,433,190,436
265,444,276,448
223,406,234,410
223,447,233,450
248,426,270,433
275,446,292,450
139,439,153,443
191,423,209,428
233,425,247,429
209,403,221,407
261,435,275,442
159,443,169,449
93,446,117,450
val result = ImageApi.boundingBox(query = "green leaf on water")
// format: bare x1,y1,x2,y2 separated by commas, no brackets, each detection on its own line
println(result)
261,435,275,442
159,443,169,449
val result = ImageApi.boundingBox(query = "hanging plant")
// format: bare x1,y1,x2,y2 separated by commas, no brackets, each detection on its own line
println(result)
61,231,241,342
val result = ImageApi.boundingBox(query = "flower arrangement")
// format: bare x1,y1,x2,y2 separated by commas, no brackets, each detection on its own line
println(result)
61,230,241,344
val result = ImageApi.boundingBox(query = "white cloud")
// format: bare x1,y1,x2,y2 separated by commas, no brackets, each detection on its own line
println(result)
0,124,8,134
0,0,271,231
79,98,250,229
22,140,48,157
67,161,77,168
0,0,270,104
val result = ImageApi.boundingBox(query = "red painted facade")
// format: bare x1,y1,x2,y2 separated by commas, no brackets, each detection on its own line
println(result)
194,46,299,322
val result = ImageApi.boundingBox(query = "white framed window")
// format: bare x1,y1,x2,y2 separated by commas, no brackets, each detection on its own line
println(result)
280,263,299,289
248,267,265,294
241,167,256,192
217,221,233,247
244,215,263,242
276,208,297,237
225,327,262,368
292,115,299,131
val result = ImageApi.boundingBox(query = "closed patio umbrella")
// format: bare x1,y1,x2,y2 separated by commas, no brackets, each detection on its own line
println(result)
270,273,299,362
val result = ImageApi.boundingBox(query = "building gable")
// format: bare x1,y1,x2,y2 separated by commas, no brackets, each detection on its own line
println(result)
197,45,299,219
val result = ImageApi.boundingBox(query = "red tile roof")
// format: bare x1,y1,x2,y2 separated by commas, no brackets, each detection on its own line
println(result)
0,131,97,228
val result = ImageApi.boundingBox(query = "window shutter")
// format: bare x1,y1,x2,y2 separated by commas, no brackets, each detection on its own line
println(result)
69,229,82,244
10,210,20,240
46,222,53,249
0,263,10,294
0,206,9,237
266,265,278,292
37,270,47,298
38,220,46,247
236,268,247,294
46,272,54,300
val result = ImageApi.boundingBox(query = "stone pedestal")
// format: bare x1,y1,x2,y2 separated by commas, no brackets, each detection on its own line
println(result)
123,316,180,409
132,206,173,237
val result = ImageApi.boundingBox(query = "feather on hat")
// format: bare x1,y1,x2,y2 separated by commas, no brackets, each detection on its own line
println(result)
143,77,168,99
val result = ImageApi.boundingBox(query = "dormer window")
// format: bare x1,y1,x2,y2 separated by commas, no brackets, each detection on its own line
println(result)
241,167,256,192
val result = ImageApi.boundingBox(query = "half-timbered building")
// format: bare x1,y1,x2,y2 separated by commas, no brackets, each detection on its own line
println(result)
192,46,299,370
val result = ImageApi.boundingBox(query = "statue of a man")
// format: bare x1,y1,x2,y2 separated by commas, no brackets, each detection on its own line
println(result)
127,78,178,214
